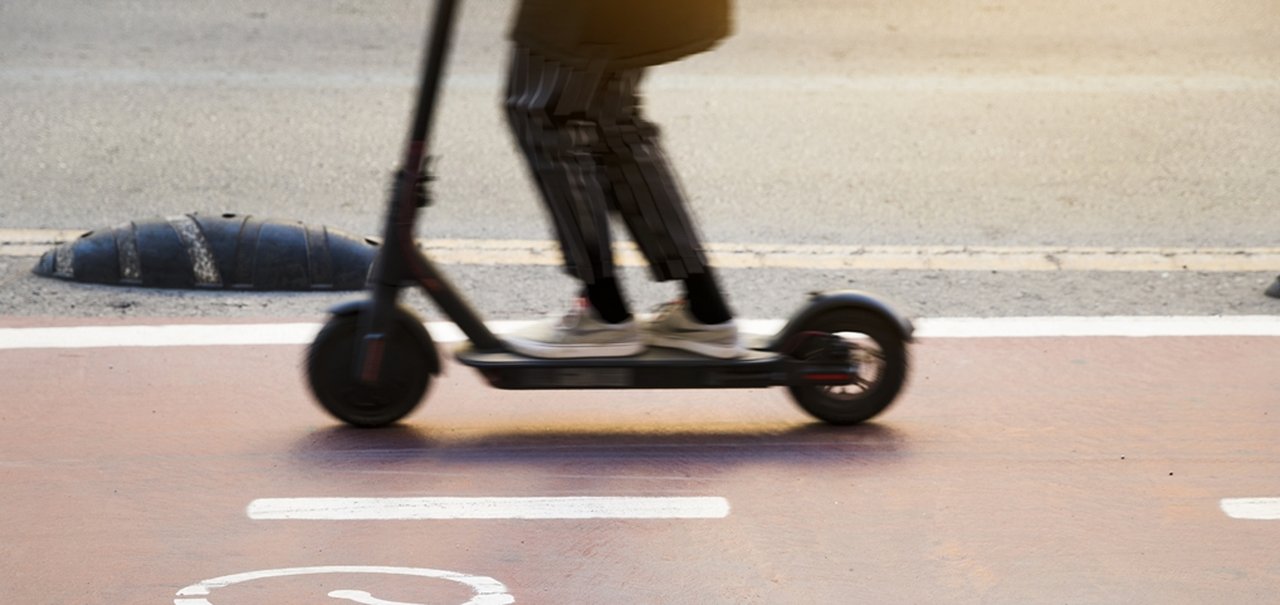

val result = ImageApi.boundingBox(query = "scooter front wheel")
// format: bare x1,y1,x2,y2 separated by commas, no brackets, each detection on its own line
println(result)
306,307,434,427
786,309,909,425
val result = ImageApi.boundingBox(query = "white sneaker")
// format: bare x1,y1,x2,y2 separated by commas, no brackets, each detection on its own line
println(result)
503,298,645,359
644,300,746,359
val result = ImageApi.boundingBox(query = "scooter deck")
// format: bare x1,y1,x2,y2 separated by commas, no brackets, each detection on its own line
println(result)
453,344,787,390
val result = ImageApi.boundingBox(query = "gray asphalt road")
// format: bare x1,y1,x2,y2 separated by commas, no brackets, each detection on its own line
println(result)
1,256,1277,321
1,0,1278,318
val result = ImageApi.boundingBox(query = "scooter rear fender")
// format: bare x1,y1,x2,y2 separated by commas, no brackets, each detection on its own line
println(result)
764,290,915,351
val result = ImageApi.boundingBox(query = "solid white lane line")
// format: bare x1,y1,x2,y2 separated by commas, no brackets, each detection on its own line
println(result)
914,315,1280,338
246,496,731,520
3,316,1280,350
1220,498,1280,520
0,323,325,349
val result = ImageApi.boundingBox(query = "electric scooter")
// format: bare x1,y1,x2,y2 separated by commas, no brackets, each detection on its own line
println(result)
305,0,914,428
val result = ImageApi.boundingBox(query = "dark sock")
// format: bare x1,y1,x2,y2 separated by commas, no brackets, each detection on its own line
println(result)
584,277,631,323
683,271,732,324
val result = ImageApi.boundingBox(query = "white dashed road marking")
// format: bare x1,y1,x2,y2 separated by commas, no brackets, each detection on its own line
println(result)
246,496,731,520
1220,498,1280,520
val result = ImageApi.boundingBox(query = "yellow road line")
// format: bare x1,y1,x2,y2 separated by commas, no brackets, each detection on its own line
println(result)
3,230,1278,272
421,239,1280,272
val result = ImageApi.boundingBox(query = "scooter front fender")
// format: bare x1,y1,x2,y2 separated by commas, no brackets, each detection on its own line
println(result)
326,299,442,376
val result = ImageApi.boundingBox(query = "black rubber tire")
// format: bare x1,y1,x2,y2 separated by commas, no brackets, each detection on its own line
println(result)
306,308,433,427
786,309,909,425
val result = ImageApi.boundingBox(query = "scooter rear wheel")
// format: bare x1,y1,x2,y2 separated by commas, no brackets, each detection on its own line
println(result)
786,309,908,425
306,308,433,427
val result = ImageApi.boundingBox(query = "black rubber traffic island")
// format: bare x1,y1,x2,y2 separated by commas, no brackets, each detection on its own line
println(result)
33,213,378,290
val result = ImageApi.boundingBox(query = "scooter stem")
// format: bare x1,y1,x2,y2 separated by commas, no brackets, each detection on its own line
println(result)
359,0,488,383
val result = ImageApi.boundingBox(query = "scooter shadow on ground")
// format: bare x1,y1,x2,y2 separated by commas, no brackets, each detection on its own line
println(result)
287,420,911,473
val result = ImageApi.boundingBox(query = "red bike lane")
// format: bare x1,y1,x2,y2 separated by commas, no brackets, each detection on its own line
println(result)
1,319,1277,603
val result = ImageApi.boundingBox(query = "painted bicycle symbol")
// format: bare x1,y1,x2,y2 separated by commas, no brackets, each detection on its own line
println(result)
174,565,514,605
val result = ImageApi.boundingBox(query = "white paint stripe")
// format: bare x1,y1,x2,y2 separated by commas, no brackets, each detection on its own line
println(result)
113,220,142,282
0,323,324,349
165,215,222,286
1221,498,1280,520
330,588,424,601
6,230,1280,272
3,316,1280,350
328,589,421,605
915,315,1280,338
246,496,731,520
53,242,74,278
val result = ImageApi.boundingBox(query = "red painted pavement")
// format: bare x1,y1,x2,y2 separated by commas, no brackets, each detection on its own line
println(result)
1,323,1277,603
